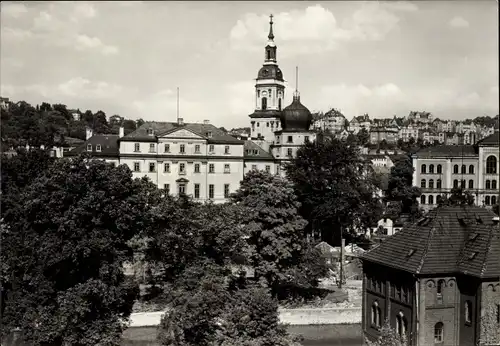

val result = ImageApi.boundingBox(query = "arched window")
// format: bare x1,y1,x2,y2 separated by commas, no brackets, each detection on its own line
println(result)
371,301,381,327
429,179,434,189
421,195,426,204
492,196,497,205
278,98,282,111
434,322,444,343
485,196,491,205
486,156,497,174
486,180,491,189
461,165,466,174
461,180,466,188
429,195,434,205
437,279,445,295
492,180,497,190
266,49,271,60
396,311,407,336
437,164,442,174
465,300,472,324
261,97,267,110
469,165,474,174
453,179,459,188
421,164,427,174
429,164,435,174
421,179,426,188
468,180,474,189
454,165,459,174
437,195,442,204
437,179,442,189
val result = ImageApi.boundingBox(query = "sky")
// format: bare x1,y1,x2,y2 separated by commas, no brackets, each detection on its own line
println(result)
1,1,498,129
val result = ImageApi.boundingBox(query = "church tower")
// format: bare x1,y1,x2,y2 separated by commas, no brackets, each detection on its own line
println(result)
249,14,286,142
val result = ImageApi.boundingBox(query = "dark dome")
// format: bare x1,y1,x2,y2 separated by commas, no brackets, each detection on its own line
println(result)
280,95,312,132
257,65,284,81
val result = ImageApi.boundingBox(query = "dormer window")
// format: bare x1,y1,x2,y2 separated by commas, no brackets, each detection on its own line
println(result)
87,144,92,151
96,144,102,152
147,128,154,136
207,132,212,138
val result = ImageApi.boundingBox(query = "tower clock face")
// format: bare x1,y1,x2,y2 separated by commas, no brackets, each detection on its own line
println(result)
263,69,269,76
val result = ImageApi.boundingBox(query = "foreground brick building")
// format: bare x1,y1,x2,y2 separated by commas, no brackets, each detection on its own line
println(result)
361,204,500,346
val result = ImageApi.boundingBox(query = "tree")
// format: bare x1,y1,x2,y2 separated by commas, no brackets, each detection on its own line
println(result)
285,136,382,245
357,128,369,146
1,156,155,345
230,170,328,298
365,320,407,346
122,119,137,135
437,188,475,206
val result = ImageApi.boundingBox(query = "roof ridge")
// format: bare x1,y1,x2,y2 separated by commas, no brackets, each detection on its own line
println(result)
416,220,437,274
480,224,496,278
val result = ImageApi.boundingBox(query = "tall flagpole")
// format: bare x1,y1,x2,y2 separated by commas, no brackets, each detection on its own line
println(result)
176,87,180,122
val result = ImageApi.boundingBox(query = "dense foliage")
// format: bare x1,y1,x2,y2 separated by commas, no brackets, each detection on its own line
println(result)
365,320,407,346
1,156,155,345
285,135,383,245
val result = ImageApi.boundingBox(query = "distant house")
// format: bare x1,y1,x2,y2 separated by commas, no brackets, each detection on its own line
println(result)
312,109,348,133
349,114,371,134
0,97,11,110
361,205,500,346
370,127,399,145
407,111,433,124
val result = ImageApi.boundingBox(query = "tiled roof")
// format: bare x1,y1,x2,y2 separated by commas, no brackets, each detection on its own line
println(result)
361,205,499,278
477,130,499,146
123,121,243,145
248,109,282,119
66,134,119,157
413,145,478,158
244,141,274,160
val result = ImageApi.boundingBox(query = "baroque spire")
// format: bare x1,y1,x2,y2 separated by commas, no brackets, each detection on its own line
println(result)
268,14,274,41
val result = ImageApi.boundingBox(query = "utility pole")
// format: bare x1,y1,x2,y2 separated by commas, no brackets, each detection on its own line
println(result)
338,226,346,289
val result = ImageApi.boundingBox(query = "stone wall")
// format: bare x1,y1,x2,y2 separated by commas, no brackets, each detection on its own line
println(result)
480,282,500,346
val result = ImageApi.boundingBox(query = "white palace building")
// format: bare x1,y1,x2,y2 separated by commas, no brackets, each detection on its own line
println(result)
68,16,315,203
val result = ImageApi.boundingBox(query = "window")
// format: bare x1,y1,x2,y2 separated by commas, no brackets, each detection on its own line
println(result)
434,322,443,343
437,164,442,174
209,145,215,153
429,164,435,174
437,279,445,297
257,122,260,127
429,179,434,189
287,136,293,143
421,179,426,188
496,304,500,324
437,195,442,204
209,184,214,199
485,196,491,205
461,180,466,188
164,144,170,153
437,179,442,189
421,164,427,174
492,180,497,190
468,180,474,189
287,148,293,157
261,97,267,110
469,165,474,174
207,131,212,138
492,196,497,205
465,300,472,324
421,195,426,204
265,165,271,173
178,183,186,195
224,146,230,154
194,163,200,173
133,162,140,172
486,180,491,189
429,195,434,205
209,164,215,173
87,144,92,151
396,311,407,336
164,184,170,195
454,165,459,174
147,128,154,135
278,98,282,111
194,184,200,199
195,144,200,153
224,184,230,198
134,143,140,152
179,144,185,153
149,162,155,173
96,144,102,152
164,163,170,173
179,163,186,174
486,155,497,174
371,301,381,328
224,164,230,173
251,164,257,170
149,143,155,153
453,179,458,188
402,286,408,303
266,122,269,127
461,165,466,174
305,136,310,142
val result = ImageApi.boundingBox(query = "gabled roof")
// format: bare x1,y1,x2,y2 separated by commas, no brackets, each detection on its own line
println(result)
413,145,478,158
244,141,274,161
477,130,499,146
362,205,499,278
66,134,119,157
123,121,243,145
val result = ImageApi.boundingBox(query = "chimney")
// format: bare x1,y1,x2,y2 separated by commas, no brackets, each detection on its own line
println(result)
178,118,184,126
86,127,93,140
119,126,124,138
203,119,210,125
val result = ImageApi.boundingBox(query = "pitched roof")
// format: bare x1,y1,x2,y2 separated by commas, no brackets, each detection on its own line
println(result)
123,121,243,145
361,205,499,278
477,130,499,146
244,141,274,160
413,145,478,158
66,134,119,157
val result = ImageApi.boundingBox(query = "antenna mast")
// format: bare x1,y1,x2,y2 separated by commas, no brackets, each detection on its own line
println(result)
177,87,180,122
